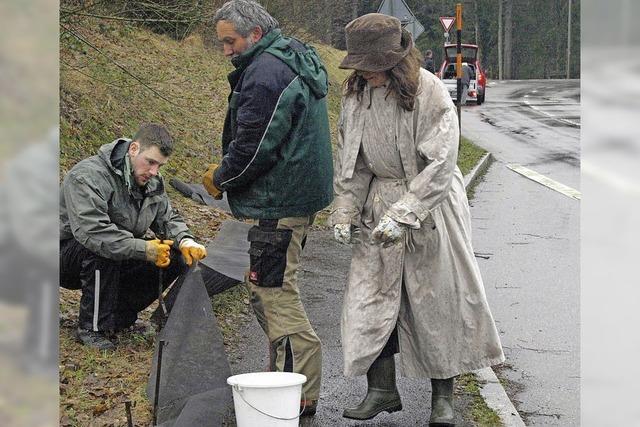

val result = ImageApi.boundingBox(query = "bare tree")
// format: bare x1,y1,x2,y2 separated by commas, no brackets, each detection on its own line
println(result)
503,0,513,79
566,0,572,79
498,0,503,80
473,0,479,49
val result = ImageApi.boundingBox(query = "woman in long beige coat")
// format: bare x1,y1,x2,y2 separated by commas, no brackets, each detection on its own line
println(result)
330,14,504,425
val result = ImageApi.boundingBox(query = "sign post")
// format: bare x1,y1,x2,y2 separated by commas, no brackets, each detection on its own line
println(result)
379,0,425,41
455,4,463,147
439,16,455,44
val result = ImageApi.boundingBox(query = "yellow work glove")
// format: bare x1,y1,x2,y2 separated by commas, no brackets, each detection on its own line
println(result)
179,238,207,266
145,239,174,268
202,163,223,200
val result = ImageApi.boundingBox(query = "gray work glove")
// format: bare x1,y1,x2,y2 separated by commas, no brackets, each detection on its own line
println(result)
371,215,405,247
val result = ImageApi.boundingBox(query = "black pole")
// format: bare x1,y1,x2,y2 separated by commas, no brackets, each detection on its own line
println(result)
157,224,169,325
153,339,166,426
158,269,166,319
125,401,133,427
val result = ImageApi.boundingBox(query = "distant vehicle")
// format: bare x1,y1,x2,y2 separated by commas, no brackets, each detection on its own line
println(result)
436,44,487,105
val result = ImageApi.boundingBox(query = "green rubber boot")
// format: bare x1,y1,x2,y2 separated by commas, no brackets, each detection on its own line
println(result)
343,356,402,420
429,377,455,426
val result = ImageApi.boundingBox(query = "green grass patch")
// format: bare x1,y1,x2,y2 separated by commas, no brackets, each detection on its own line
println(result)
60,21,349,181
457,373,503,426
457,136,487,176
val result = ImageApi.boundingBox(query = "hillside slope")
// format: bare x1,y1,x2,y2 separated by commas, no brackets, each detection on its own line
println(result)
60,20,349,175
59,19,351,426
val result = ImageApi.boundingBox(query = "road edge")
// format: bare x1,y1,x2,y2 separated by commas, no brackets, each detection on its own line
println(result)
464,152,493,189
474,368,525,427
464,150,526,427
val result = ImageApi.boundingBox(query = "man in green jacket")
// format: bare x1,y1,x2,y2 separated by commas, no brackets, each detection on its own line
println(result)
60,123,207,350
202,0,333,416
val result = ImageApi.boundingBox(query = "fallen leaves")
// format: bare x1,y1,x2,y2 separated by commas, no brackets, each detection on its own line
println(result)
92,403,108,416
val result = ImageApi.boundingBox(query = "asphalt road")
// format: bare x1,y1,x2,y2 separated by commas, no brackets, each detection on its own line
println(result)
227,229,476,426
462,80,581,425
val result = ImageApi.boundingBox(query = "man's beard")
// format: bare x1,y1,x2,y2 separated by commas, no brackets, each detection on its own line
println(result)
232,37,255,59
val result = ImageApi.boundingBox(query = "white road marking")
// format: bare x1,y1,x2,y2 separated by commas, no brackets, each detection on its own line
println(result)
507,164,581,200
523,98,581,128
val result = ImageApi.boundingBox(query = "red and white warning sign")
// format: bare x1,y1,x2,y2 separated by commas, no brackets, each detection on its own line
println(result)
440,16,455,32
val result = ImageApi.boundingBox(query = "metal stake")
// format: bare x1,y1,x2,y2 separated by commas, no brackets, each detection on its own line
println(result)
124,400,133,427
153,339,166,426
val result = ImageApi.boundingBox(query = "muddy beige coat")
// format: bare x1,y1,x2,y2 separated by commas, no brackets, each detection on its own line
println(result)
330,69,504,379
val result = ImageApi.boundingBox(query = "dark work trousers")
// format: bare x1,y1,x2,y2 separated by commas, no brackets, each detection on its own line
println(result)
60,238,187,332
378,325,399,359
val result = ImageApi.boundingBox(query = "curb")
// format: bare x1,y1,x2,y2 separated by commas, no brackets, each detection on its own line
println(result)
463,151,526,427
464,152,493,189
475,368,526,427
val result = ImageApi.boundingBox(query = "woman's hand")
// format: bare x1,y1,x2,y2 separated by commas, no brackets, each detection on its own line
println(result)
371,215,405,247
334,223,352,245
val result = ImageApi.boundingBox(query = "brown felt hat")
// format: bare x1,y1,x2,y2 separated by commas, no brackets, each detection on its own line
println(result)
339,13,413,72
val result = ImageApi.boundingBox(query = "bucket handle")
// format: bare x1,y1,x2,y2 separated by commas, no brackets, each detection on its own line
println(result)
234,385,307,421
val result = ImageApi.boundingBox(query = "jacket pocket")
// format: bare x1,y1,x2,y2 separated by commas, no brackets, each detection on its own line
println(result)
247,223,293,288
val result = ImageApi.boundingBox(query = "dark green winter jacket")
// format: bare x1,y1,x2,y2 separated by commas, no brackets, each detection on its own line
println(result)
213,29,334,219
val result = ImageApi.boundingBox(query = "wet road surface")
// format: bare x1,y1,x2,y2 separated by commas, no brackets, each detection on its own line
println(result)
463,80,580,425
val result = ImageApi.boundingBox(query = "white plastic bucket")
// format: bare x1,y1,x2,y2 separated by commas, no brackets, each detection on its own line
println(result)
227,372,307,426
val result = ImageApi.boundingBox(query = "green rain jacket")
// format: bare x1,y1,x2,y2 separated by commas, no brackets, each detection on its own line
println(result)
213,29,334,219
60,139,192,260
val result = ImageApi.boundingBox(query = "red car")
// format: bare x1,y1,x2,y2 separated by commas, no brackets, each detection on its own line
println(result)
436,44,487,105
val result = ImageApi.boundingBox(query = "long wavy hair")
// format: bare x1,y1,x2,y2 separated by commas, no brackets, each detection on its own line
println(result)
343,46,422,111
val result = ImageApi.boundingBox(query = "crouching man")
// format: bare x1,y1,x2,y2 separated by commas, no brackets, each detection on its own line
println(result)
60,123,207,350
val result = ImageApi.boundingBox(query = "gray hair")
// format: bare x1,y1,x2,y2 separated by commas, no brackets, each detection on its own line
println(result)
213,0,279,37
133,123,174,157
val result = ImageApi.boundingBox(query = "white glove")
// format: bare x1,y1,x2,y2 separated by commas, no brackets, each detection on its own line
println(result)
179,238,207,266
334,223,352,245
371,215,405,247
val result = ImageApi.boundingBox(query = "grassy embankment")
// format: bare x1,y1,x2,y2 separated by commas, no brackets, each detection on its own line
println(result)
60,19,490,426
59,18,353,426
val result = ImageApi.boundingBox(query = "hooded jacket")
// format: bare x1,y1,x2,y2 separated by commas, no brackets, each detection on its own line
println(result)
60,139,192,261
213,29,333,219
